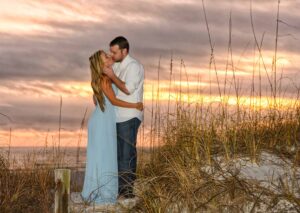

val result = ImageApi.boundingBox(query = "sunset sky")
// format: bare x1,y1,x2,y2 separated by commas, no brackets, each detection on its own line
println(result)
0,0,300,147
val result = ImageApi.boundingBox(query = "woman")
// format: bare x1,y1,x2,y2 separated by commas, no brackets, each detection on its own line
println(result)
81,50,143,205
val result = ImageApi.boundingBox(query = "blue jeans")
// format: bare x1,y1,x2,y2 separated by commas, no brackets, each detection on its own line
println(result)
116,117,141,197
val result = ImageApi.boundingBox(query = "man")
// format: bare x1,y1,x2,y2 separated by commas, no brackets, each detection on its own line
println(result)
103,36,144,199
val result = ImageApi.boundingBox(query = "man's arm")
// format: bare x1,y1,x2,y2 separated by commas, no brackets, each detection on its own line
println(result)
101,77,143,111
104,62,141,95
103,66,130,95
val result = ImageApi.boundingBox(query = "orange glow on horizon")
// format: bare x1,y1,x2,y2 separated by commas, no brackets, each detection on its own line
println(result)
0,129,87,147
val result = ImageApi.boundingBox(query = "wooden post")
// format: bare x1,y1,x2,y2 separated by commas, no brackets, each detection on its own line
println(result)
54,169,71,213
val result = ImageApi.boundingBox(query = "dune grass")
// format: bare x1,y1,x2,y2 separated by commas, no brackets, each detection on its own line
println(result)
131,1,300,211
132,100,300,212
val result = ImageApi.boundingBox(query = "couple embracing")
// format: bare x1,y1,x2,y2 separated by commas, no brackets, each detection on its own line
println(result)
81,36,144,205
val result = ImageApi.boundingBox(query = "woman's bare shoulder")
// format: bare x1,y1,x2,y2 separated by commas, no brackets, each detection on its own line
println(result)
102,75,112,83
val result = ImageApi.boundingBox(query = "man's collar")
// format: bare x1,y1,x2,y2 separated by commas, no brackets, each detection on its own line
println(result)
119,54,132,69
112,54,132,74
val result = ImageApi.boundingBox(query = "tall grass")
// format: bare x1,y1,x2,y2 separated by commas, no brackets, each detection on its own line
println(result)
132,0,300,211
0,153,54,212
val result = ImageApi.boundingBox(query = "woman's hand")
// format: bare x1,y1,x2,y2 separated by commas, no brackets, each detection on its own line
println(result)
103,66,115,79
136,102,144,111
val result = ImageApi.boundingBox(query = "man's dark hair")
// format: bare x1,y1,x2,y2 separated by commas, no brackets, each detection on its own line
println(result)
110,36,129,52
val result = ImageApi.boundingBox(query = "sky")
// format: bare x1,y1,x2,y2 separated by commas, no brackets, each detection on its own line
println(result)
0,0,300,147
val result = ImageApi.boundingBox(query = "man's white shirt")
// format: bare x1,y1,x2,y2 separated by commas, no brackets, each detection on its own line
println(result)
112,54,144,123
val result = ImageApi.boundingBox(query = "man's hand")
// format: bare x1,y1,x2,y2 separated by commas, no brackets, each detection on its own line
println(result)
103,66,115,79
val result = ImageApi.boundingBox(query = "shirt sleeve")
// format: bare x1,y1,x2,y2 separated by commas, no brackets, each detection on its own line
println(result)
125,62,142,94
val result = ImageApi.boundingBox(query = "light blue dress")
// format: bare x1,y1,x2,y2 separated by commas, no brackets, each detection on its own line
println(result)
81,84,118,205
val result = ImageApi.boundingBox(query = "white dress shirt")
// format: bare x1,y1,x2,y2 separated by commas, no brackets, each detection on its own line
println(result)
112,54,144,123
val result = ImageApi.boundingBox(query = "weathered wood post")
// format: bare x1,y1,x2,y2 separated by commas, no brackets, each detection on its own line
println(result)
54,169,71,213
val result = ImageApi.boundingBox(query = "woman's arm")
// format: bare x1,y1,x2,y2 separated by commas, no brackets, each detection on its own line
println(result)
101,77,143,111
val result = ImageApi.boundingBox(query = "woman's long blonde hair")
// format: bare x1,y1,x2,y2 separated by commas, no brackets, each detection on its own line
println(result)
89,50,106,112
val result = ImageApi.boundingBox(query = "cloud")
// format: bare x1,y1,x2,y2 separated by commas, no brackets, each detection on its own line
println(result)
0,0,298,82
0,0,300,146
